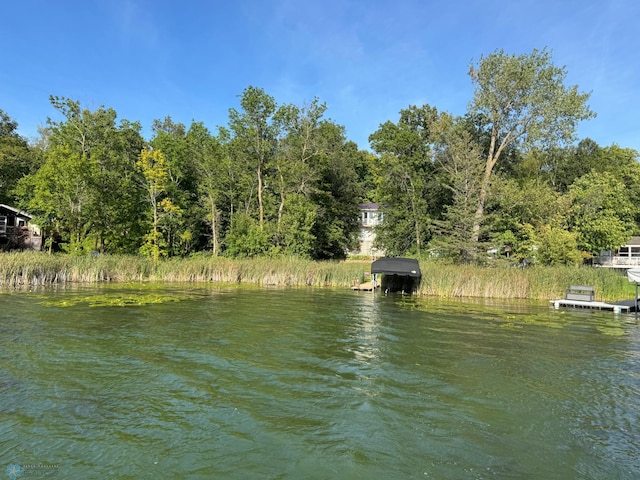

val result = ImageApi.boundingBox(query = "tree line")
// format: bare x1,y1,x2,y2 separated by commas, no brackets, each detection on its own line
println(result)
1,48,638,265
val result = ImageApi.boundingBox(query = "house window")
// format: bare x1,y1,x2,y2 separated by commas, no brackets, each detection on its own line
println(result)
363,211,380,226
631,247,640,257
0,215,6,234
17,219,26,227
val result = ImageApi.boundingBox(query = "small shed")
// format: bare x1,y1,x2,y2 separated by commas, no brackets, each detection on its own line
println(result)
371,257,422,294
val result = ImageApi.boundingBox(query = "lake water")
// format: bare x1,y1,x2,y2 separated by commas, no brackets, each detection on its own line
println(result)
1,285,639,479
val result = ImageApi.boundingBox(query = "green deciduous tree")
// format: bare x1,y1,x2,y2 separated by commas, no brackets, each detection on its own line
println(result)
27,145,95,253
223,88,361,259
310,125,362,259
369,105,443,255
150,116,202,256
228,86,280,229
269,99,324,256
468,48,595,247
487,175,572,263
137,147,174,261
569,170,634,256
536,225,582,266
27,97,146,253
188,122,227,256
224,212,270,258
0,109,41,205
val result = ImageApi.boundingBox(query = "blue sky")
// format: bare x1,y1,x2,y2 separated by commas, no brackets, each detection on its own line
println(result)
2,0,639,152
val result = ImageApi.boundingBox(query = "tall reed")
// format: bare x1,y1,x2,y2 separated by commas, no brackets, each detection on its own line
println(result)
0,252,635,301
0,252,365,288
418,261,635,301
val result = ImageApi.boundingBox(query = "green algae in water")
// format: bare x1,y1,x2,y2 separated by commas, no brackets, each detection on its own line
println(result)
597,320,628,336
3,287,639,478
43,292,196,307
400,296,589,330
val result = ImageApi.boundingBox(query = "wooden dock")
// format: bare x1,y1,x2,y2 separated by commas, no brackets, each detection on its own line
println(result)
352,281,375,291
550,298,637,313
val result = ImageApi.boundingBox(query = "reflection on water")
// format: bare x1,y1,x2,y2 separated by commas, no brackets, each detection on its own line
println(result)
1,286,639,479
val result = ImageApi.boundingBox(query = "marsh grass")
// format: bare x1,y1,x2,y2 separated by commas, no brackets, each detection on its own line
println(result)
0,252,635,300
0,252,365,289
418,262,635,301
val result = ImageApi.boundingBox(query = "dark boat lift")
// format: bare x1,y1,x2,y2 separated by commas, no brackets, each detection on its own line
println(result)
371,257,422,294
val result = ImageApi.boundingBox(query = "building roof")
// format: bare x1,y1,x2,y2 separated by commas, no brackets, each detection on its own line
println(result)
0,204,32,219
358,203,380,210
371,257,421,278
624,236,640,246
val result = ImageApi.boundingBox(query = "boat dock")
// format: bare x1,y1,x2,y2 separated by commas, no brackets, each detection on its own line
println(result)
352,281,375,291
550,298,637,313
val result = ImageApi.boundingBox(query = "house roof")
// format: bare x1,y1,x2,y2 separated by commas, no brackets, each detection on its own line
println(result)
358,203,380,210
624,236,640,246
0,204,32,219
371,257,421,278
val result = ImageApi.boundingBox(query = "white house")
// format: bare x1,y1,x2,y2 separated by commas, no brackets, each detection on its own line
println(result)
594,236,640,268
353,203,384,257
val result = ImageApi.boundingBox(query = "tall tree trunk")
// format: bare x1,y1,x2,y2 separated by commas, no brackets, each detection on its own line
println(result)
277,170,285,227
257,162,264,228
471,127,509,246
408,177,421,255
210,198,219,256
153,198,159,262
471,166,492,245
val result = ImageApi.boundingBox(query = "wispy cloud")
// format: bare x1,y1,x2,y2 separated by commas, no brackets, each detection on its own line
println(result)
267,0,365,62
2,0,639,151
110,0,160,48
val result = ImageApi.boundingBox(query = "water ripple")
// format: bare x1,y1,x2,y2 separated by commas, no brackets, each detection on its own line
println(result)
1,288,639,478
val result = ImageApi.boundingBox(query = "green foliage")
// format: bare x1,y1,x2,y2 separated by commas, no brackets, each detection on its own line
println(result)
430,118,486,262
469,48,595,150
189,121,227,255
492,224,538,264
490,177,570,230
139,231,168,259
222,87,361,260
310,123,362,259
19,97,146,254
224,213,271,258
569,170,634,255
547,138,604,192
468,48,595,246
3,58,638,266
369,105,443,255
149,116,205,257
26,145,95,252
229,86,280,229
137,147,174,262
277,194,317,258
0,109,42,205
535,225,582,266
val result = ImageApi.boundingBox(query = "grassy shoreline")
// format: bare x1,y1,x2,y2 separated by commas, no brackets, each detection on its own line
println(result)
0,251,635,301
